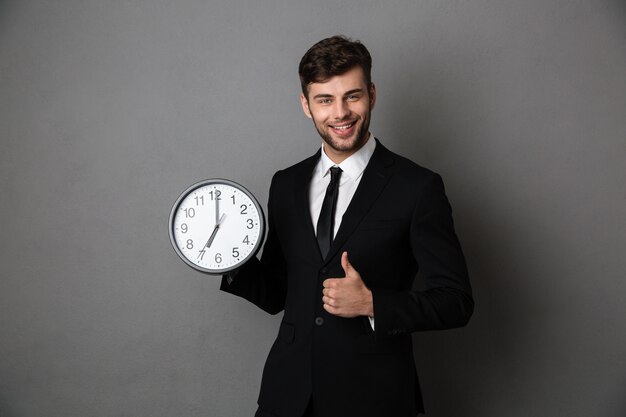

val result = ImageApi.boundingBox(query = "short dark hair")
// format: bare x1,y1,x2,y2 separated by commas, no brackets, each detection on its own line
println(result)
298,35,372,97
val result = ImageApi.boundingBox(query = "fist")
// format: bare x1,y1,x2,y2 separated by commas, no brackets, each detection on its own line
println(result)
322,252,374,318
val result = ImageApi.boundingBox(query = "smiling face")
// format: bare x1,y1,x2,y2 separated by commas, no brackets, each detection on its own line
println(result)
300,66,376,164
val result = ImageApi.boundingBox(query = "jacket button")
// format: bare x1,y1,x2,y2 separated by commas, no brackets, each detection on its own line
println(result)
315,317,324,326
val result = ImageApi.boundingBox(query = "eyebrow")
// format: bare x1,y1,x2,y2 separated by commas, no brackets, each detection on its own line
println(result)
344,88,365,96
312,89,365,100
312,93,334,100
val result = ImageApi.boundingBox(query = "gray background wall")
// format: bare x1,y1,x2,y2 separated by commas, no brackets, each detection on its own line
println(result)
1,0,624,416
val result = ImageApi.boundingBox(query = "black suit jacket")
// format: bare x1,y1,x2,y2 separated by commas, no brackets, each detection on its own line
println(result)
221,139,473,417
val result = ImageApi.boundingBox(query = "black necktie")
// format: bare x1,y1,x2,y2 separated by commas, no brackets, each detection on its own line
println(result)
316,166,342,258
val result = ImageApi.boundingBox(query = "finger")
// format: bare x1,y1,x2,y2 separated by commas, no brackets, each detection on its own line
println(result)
323,278,337,289
323,303,339,316
323,288,336,299
341,251,352,275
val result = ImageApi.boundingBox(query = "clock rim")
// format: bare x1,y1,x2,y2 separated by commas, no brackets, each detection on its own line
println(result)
168,178,266,275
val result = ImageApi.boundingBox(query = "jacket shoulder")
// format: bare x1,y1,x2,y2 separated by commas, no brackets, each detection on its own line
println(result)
377,142,441,186
270,150,320,186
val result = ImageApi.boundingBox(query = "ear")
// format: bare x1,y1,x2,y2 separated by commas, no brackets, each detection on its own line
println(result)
300,93,312,119
369,83,377,111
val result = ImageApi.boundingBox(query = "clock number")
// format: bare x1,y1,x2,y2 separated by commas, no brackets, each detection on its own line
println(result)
180,223,188,233
215,253,222,263
186,239,194,249
198,249,206,260
231,195,236,204
184,208,195,218
194,195,204,206
243,235,250,245
240,205,248,215
232,247,239,258
209,190,221,200
246,219,254,229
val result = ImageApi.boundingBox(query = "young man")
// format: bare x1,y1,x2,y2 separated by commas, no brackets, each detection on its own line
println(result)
221,35,473,417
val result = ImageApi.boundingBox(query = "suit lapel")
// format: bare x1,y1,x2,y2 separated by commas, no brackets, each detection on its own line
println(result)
293,149,323,260
324,140,395,264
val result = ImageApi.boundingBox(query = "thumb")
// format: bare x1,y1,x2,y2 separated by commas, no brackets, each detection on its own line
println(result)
341,251,354,276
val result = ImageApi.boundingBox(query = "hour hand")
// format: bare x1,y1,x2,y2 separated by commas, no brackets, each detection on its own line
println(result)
205,214,227,249
197,228,217,260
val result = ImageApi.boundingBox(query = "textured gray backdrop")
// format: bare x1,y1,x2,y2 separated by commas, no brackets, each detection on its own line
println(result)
1,1,625,416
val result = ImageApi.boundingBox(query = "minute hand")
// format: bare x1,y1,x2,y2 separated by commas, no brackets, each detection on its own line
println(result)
215,192,220,225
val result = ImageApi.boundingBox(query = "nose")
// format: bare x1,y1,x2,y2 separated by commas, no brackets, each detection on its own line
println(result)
332,99,350,120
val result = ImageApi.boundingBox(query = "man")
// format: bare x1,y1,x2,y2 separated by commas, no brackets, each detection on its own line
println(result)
221,35,473,417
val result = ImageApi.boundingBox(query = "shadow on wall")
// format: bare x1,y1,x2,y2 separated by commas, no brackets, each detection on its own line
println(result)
383,37,626,414
0,393,13,417
614,0,626,18
384,58,539,416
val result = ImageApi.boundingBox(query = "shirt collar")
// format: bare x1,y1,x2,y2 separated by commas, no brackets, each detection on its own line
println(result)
318,133,377,180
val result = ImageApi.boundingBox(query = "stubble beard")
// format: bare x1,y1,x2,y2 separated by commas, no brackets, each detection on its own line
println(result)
315,112,371,156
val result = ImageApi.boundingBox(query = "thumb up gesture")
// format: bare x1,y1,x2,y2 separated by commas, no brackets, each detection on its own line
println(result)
322,252,374,318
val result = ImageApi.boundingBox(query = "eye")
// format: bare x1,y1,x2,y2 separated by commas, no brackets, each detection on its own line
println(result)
346,94,361,101
318,98,332,104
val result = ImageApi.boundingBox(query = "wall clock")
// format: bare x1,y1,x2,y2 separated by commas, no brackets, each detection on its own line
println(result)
169,179,265,275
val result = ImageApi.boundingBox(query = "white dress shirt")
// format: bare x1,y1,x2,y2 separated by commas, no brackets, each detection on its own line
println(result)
309,133,377,329
309,134,376,238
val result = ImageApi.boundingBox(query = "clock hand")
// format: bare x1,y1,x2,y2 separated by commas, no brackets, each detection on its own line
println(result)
205,213,227,249
197,213,228,260
197,227,217,259
215,191,220,226
203,227,219,250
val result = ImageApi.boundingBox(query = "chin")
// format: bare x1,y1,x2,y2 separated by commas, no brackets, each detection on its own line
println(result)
326,130,368,154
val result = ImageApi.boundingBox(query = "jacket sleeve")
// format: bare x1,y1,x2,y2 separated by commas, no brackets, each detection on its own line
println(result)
371,173,474,337
220,172,288,315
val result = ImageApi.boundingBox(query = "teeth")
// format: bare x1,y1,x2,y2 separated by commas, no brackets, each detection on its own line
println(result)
333,123,354,130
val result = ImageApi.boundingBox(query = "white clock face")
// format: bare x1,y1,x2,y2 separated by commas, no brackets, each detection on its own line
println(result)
169,179,265,274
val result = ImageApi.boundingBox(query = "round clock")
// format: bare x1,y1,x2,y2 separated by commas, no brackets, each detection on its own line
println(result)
168,179,265,275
